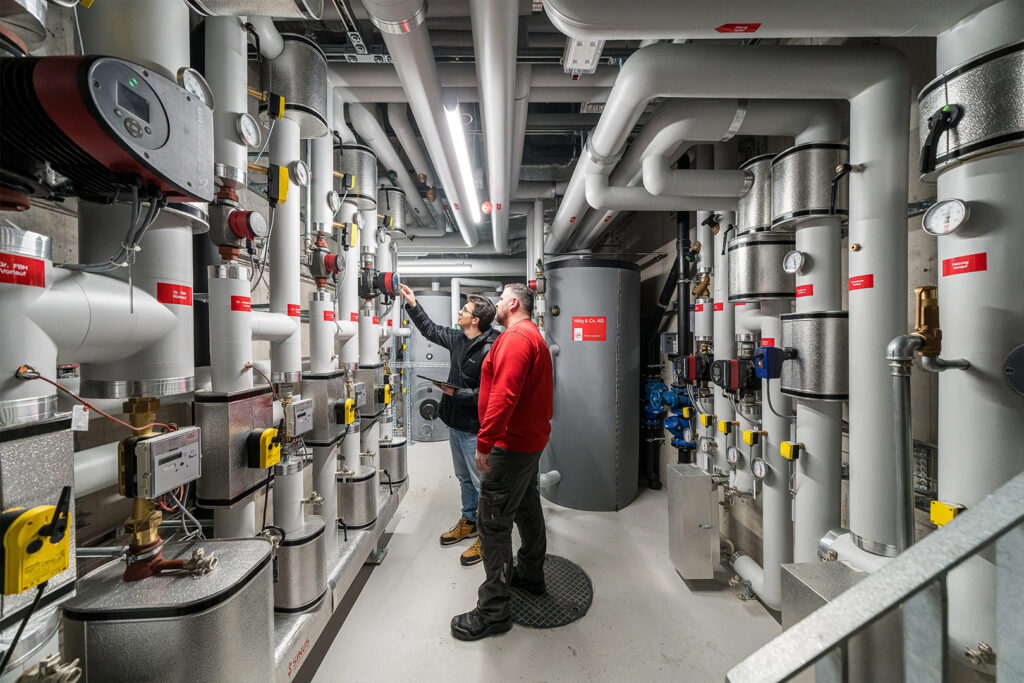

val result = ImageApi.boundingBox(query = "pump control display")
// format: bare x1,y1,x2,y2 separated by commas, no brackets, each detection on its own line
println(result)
712,359,758,392
120,427,201,499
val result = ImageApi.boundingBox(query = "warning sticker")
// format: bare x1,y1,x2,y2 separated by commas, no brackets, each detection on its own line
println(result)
849,275,874,291
571,316,606,341
761,337,775,347
0,252,45,288
324,310,335,322
373,316,380,324
288,304,301,317
350,312,358,322
157,283,193,306
694,304,704,312
714,302,724,312
942,252,987,277
231,295,251,312
387,319,393,326
796,284,814,298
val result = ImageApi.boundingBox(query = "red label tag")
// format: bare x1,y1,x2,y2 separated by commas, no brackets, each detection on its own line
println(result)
373,316,380,324
762,337,775,347
350,312,358,322
571,316,606,341
694,304,704,312
387,319,393,326
0,253,45,288
156,282,193,306
324,310,335,322
288,304,301,317
231,295,251,312
496,203,502,210
603,215,611,222
942,252,987,277
716,22,761,33
734,302,746,307
714,302,724,312
796,284,814,298
849,275,874,290
569,216,576,223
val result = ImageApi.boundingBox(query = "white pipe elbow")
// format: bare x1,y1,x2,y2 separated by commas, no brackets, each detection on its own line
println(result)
642,156,752,198
251,311,297,343
247,17,284,60
334,320,358,342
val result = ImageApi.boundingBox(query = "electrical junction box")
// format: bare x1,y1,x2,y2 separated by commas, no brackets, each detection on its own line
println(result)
285,398,314,438
660,332,678,356
120,427,201,499
349,382,367,409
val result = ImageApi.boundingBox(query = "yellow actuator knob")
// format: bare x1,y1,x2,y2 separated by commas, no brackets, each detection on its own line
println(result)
383,385,392,404
780,441,804,461
344,398,356,425
2,487,71,594
930,500,965,527
247,428,281,469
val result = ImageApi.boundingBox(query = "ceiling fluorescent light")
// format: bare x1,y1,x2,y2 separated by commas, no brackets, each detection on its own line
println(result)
443,101,482,225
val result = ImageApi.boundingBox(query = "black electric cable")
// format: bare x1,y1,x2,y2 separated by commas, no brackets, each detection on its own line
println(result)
260,469,274,533
0,581,48,675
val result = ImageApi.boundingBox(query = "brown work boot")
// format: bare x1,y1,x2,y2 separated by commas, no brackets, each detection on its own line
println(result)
460,538,483,566
440,516,477,546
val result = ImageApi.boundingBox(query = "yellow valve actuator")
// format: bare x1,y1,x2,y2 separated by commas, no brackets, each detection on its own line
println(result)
383,385,392,404
247,428,281,469
2,487,71,594
344,398,356,425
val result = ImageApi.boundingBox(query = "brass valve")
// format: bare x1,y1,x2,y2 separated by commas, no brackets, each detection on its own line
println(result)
692,273,711,298
912,286,942,357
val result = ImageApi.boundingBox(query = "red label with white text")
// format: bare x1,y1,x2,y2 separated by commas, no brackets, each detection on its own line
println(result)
942,252,987,277
761,338,775,347
796,284,814,298
288,304,301,317
157,282,193,306
714,302,724,312
387,319,393,326
324,310,335,322
849,274,874,290
694,304,704,312
0,253,45,288
715,22,761,33
373,316,380,324
231,296,252,312
350,312,358,322
571,316,606,341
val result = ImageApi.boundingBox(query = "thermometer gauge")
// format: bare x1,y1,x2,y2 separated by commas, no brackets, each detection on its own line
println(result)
922,199,969,236
327,190,342,214
177,67,214,109
700,438,713,455
290,160,310,188
751,457,768,480
726,446,741,465
782,250,805,275
236,113,262,148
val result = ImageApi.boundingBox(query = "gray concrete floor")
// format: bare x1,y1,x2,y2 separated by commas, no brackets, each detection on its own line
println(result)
311,440,780,682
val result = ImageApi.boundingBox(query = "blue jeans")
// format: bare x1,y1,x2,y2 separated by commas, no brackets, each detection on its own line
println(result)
449,427,481,523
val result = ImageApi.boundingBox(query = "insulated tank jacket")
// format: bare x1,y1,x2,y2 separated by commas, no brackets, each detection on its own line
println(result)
405,302,499,433
476,319,553,455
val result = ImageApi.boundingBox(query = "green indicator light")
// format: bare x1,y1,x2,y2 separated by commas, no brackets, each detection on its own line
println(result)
943,105,950,111
128,78,138,87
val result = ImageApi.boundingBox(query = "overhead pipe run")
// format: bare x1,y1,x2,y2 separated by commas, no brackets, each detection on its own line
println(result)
387,103,447,233
510,65,532,197
398,258,526,277
584,174,736,212
642,158,752,198
331,85,612,105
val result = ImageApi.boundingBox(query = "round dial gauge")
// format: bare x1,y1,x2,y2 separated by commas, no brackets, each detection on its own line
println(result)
922,199,969,236
177,67,214,109
327,190,342,214
236,113,262,148
682,428,694,443
726,445,741,465
290,160,310,188
700,437,713,455
782,250,805,274
751,457,768,480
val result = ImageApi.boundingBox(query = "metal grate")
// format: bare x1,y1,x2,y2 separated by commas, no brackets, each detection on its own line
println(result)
510,555,593,629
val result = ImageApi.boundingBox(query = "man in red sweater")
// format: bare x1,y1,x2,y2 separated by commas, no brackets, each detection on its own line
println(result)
451,282,553,641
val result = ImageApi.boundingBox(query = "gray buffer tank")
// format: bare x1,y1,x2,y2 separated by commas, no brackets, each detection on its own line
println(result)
407,290,463,442
541,258,640,511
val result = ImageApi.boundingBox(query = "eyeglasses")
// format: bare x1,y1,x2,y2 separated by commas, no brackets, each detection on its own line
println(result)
459,305,475,315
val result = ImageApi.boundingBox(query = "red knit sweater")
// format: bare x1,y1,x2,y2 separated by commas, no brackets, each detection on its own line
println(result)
476,319,553,455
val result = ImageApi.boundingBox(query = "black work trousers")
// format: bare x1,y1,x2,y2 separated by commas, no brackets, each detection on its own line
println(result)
476,447,547,622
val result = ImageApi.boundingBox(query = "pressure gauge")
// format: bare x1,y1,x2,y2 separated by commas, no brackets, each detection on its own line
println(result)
682,428,694,443
700,437,713,455
922,199,969,236
726,445,741,465
290,160,310,188
782,250,806,275
327,190,342,214
236,113,262,148
177,67,214,109
751,457,768,480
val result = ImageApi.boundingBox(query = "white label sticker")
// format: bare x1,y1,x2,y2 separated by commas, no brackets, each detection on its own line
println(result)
71,404,90,431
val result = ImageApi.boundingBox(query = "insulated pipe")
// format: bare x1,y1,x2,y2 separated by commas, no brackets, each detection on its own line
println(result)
310,96,336,232
333,91,357,144
74,442,120,498
711,218,735,473
331,85,611,104
514,181,567,200
585,175,736,213
935,0,1024,71
540,0,1002,41
209,263,254,393
269,116,303,384
643,158,751,198
214,501,256,538
309,291,339,374
387,103,447,231
338,203,361,366
529,198,544,278
204,16,249,188
470,0,518,252
247,16,285,60
251,311,295,342
359,0,478,247
273,463,305,535
76,0,189,79
510,65,532,196
450,279,503,327
348,103,435,229
327,62,620,89
397,258,526,276
312,445,338,557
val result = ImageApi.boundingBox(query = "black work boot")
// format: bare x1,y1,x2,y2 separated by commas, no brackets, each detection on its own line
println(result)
450,608,512,641
510,566,546,595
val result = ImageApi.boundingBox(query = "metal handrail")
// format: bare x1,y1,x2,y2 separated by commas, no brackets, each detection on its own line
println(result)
726,469,1024,682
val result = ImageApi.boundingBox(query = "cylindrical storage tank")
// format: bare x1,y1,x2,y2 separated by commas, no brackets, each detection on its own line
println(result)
694,297,713,343
410,382,447,442
182,0,322,19
736,154,774,234
780,311,848,401
727,232,796,302
273,516,328,613
259,34,327,138
379,436,408,485
337,466,378,529
541,258,640,511
407,290,460,442
377,185,407,234
771,143,849,231
335,143,377,211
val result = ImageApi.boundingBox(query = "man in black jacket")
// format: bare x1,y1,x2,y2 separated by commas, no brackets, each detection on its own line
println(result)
399,284,499,566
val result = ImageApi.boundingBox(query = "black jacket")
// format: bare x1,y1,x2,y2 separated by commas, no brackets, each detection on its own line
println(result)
406,302,499,434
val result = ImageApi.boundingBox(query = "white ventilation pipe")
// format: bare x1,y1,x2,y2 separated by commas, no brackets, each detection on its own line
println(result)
470,0,518,252
348,103,435,228
541,0,1001,41
386,103,448,233
359,0,479,247
398,258,525,277
268,116,303,384
643,158,751,197
450,279,503,327
247,16,285,60
584,174,736,212
510,65,532,196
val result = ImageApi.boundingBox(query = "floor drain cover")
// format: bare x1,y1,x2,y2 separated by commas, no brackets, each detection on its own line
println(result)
511,555,592,629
